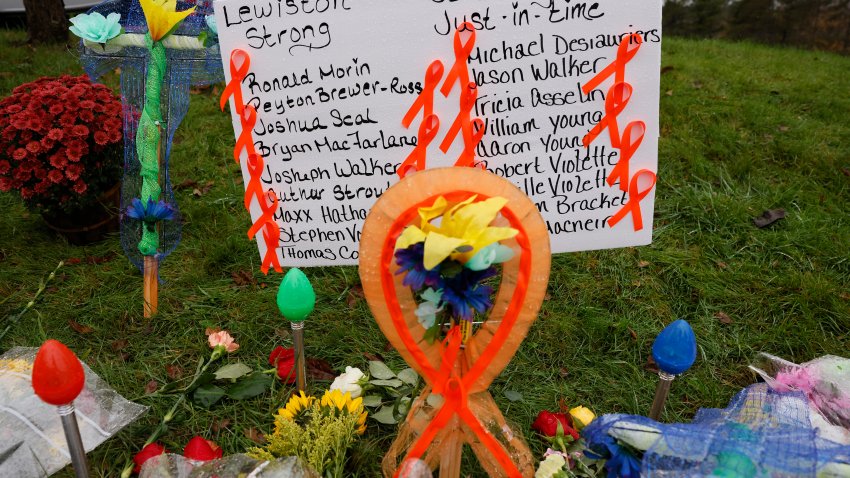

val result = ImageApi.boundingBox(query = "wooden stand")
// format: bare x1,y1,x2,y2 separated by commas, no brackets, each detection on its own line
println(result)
143,256,158,317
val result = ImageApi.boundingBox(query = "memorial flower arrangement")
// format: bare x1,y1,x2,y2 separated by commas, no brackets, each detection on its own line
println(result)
394,195,518,342
248,388,367,478
0,75,123,215
533,405,618,478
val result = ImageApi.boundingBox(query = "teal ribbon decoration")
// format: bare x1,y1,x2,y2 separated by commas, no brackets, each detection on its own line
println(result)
136,34,167,257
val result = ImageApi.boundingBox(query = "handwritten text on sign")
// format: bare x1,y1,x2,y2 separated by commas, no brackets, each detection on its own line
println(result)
214,0,663,266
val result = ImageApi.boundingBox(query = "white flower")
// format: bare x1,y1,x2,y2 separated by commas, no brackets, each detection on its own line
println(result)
535,453,566,478
329,366,365,398
415,288,443,329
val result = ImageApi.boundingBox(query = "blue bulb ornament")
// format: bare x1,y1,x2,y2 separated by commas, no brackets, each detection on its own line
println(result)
652,319,697,375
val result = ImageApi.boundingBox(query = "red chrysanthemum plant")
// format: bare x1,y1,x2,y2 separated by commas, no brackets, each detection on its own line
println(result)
0,75,123,215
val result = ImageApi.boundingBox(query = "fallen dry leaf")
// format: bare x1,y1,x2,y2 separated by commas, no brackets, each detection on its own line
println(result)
644,356,660,374
244,428,266,444
692,80,703,89
144,380,158,395
211,418,231,433
166,364,184,380
69,320,94,334
192,181,215,197
778,125,790,132
274,328,291,340
665,90,673,97
841,167,850,177
559,367,569,378
307,358,337,381
753,208,787,228
638,260,651,268
715,312,733,325
175,179,198,191
660,65,675,74
231,270,256,287
111,339,129,351
716,261,728,270
204,327,221,336
628,328,638,341
363,352,385,363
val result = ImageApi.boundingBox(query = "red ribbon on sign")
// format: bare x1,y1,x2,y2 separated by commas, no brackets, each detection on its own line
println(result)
607,121,645,191
234,105,258,162
582,34,643,96
440,23,476,98
398,114,440,179
220,49,250,114
607,169,657,231
582,82,632,148
402,61,444,129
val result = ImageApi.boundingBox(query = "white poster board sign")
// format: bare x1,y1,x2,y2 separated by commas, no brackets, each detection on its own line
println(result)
214,0,662,267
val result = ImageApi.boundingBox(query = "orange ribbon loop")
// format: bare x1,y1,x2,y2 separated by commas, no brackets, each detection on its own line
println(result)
607,121,645,191
235,105,258,162
607,169,657,231
220,49,251,114
582,33,643,96
398,114,440,179
455,118,485,168
582,82,632,148
247,190,278,240
260,221,281,274
244,153,266,210
440,82,478,154
440,23,476,98
402,61,444,129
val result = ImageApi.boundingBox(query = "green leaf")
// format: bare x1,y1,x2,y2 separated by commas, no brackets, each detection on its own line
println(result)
370,378,404,387
368,361,396,380
503,390,524,402
214,363,253,381
397,368,419,386
193,384,225,408
361,395,383,407
187,372,216,393
225,372,272,400
370,405,399,424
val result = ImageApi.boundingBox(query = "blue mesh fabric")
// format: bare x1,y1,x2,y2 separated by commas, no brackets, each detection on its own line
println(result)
78,0,223,273
583,384,850,477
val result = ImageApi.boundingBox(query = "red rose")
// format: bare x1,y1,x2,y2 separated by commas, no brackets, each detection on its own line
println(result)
269,346,296,384
531,410,579,440
183,436,223,462
133,442,166,474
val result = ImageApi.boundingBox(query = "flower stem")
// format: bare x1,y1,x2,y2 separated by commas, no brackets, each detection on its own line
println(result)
0,261,63,345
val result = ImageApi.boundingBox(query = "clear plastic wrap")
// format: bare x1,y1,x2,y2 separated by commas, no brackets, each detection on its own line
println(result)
139,453,317,478
0,346,147,477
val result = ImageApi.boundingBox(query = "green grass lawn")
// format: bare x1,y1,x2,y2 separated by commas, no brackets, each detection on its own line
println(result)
1,29,849,477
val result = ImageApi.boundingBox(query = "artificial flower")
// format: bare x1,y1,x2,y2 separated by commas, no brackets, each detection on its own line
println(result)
439,266,497,322
279,391,314,422
133,442,166,473
395,242,441,291
139,0,196,42
329,366,365,399
69,12,122,43
395,195,518,270
465,243,515,271
126,197,175,224
183,436,222,462
207,330,238,353
414,288,443,329
584,434,642,478
204,15,217,35
269,346,296,384
535,453,566,478
532,410,579,441
569,405,596,431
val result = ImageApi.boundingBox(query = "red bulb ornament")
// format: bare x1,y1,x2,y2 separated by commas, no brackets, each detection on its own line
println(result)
32,339,85,405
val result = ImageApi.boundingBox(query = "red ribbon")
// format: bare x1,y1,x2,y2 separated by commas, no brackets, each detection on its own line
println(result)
402,61,444,129
234,105,258,162
220,49,250,114
607,169,657,231
607,121,645,191
440,23,476,98
380,192,531,478
582,34,643,96
582,82,632,148
398,114,440,179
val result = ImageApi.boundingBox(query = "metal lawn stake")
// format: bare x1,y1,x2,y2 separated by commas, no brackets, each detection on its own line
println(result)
276,268,316,393
648,319,697,420
31,340,89,478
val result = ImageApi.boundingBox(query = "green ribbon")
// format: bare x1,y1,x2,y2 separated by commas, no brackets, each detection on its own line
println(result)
136,34,166,257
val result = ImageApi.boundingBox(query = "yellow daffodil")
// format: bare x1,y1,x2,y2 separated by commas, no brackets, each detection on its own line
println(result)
395,195,518,270
278,391,314,421
139,0,195,41
569,405,596,430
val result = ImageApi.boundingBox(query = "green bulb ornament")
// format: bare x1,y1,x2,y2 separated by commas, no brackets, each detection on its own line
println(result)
276,268,315,392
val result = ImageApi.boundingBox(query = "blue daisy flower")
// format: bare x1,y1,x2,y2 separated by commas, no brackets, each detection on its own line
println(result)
127,198,176,224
